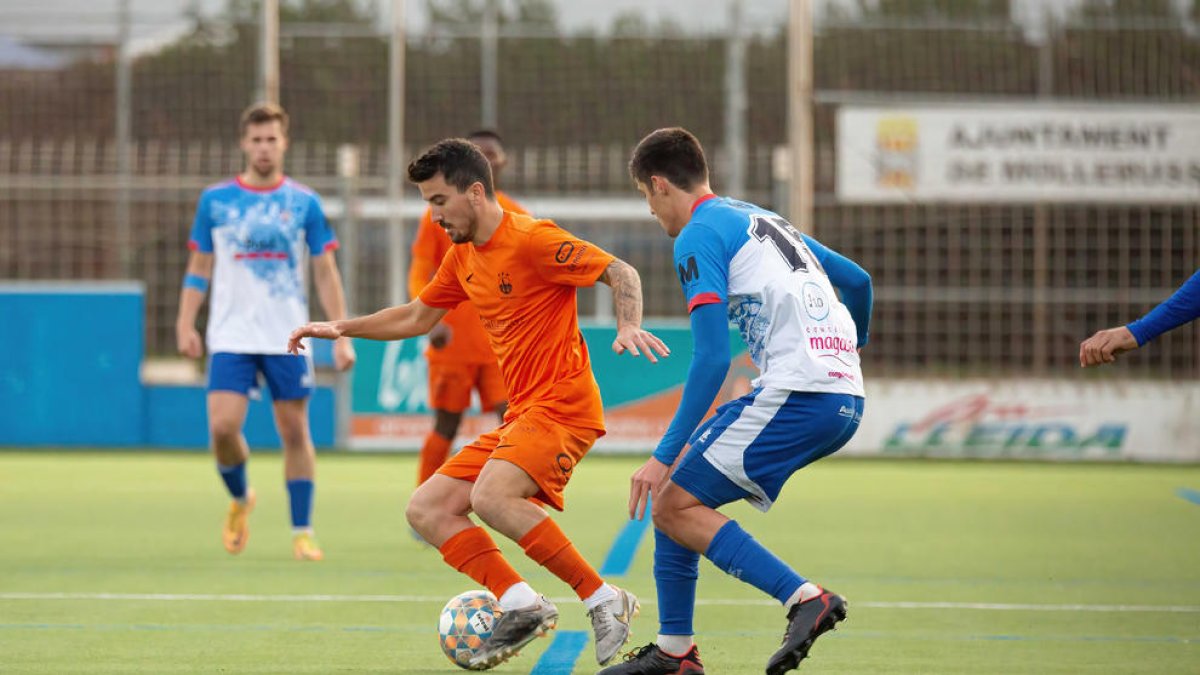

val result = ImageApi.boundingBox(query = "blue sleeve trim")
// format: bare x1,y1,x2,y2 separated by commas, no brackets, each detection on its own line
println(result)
183,273,209,293
802,234,873,347
652,302,731,465
1126,270,1200,346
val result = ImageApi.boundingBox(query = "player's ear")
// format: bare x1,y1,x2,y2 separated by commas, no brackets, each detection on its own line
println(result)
651,175,669,196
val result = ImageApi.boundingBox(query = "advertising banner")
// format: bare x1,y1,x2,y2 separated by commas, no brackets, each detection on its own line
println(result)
843,380,1200,462
837,105,1200,203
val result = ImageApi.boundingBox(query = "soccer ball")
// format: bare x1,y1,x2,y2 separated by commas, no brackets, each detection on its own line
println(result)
438,589,501,670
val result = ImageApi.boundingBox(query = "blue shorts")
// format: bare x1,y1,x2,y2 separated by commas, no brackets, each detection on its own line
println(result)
672,388,864,512
207,353,314,401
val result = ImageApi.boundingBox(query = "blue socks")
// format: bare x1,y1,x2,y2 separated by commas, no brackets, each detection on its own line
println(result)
654,528,700,636
286,479,315,531
217,462,248,501
705,520,805,605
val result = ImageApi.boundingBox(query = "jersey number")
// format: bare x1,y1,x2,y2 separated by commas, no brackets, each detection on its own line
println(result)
750,215,808,273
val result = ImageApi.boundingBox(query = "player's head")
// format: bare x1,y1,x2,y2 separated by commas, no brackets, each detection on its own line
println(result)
408,138,496,244
467,129,509,178
239,102,289,179
629,127,710,237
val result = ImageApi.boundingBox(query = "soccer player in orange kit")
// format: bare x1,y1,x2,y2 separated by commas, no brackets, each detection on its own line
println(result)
288,138,670,668
407,131,525,486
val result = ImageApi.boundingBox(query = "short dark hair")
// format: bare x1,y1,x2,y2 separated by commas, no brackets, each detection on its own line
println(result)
407,138,495,197
240,102,289,136
629,127,709,191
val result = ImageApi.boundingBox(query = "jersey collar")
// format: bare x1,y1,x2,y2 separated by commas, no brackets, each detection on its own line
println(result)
690,193,718,214
236,175,287,192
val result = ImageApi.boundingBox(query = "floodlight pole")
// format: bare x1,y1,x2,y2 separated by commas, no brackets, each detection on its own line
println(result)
481,0,499,129
115,0,132,278
258,0,279,104
787,0,814,234
387,0,408,306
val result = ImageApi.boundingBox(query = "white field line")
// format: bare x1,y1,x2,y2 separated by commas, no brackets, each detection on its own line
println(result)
1,592,1198,613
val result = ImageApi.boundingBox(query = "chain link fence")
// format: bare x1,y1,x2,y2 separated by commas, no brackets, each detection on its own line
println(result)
1,0,1197,379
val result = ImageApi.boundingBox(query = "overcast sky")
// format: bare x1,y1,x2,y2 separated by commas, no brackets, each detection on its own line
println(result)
4,0,1189,45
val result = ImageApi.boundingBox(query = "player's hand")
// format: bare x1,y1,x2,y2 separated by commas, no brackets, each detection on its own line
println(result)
629,457,671,520
288,321,343,354
1079,326,1138,367
613,326,670,364
333,336,356,371
429,323,452,350
176,323,204,360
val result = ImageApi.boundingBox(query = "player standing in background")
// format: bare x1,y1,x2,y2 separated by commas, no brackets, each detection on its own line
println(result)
408,131,525,487
176,102,356,562
1080,269,1200,367
601,128,873,675
287,139,669,668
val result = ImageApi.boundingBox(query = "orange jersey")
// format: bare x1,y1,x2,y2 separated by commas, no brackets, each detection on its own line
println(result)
408,191,527,365
419,211,615,432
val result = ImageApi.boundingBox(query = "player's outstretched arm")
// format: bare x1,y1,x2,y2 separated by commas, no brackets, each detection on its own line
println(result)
1079,326,1139,367
287,300,447,355
597,258,671,363
1079,269,1200,368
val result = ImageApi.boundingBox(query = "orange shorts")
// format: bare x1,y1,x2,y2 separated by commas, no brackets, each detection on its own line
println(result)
428,361,507,413
436,409,602,511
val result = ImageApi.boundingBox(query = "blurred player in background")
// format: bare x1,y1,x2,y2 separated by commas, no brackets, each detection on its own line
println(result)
602,128,873,675
1080,269,1200,367
176,102,355,562
407,131,526,487
288,138,668,668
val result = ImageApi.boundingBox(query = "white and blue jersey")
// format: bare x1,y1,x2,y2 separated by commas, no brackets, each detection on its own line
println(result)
674,195,865,396
659,195,873,512
189,176,338,355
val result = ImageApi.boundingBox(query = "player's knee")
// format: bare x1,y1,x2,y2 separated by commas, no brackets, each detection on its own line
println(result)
406,484,439,530
209,417,242,445
651,488,688,534
468,486,502,525
276,423,308,450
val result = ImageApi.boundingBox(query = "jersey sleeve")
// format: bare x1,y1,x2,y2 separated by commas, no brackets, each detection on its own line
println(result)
1126,269,1200,345
418,250,468,309
528,222,615,287
304,193,339,255
188,192,214,253
802,234,873,347
673,223,728,313
408,210,444,300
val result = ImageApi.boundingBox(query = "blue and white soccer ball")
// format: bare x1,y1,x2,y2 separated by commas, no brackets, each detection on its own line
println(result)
438,589,501,670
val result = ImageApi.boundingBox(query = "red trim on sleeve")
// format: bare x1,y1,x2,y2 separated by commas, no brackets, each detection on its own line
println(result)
235,175,287,192
687,292,722,312
690,193,718,214
321,240,340,253
187,240,199,251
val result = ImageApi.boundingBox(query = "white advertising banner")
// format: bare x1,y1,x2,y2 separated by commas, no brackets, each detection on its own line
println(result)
843,380,1200,462
837,105,1200,203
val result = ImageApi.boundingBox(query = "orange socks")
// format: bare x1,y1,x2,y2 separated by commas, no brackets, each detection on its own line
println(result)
518,517,604,600
417,432,452,485
439,526,524,599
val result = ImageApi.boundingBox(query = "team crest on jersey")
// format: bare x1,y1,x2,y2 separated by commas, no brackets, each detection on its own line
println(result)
498,272,513,295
